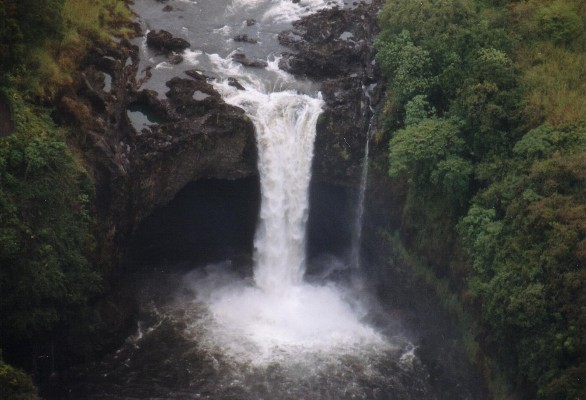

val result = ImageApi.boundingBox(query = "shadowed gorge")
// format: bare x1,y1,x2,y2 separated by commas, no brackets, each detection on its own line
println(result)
307,182,354,260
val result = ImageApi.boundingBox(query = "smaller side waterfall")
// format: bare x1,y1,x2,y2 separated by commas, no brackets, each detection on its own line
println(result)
349,84,377,270
349,128,371,270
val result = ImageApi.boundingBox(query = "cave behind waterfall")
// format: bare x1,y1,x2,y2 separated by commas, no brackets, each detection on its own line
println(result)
127,178,354,271
127,177,261,270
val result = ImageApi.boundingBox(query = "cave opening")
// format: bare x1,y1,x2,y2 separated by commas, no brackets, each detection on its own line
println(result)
126,177,354,272
126,177,260,271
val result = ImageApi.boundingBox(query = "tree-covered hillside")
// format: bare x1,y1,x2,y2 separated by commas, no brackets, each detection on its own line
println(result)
0,1,134,397
375,0,585,398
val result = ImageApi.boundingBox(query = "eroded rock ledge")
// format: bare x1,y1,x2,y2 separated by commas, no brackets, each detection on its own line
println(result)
279,0,384,186
56,37,257,269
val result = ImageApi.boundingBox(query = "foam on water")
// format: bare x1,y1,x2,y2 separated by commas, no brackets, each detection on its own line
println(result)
229,0,344,23
183,49,202,65
181,264,389,365
212,25,232,35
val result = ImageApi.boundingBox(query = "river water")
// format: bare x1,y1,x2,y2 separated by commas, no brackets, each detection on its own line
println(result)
47,1,487,399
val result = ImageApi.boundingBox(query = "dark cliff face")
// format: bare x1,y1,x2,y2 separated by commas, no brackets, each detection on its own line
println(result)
277,0,406,256
55,38,257,270
55,2,383,268
278,1,384,186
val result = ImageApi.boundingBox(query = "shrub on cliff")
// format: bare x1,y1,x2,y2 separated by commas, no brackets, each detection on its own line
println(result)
0,0,64,76
0,355,38,400
1,0,134,96
0,90,100,344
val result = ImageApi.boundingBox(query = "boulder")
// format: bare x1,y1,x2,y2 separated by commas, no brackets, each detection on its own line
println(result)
234,34,258,44
232,52,268,68
184,69,209,81
228,77,246,90
168,54,183,64
146,30,190,54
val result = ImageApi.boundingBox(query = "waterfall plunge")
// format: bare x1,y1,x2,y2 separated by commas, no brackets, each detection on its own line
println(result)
183,56,387,363
251,92,323,293
208,54,322,293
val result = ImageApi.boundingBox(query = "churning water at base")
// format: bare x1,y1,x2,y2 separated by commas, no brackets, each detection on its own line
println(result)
49,263,480,399
51,270,426,399
188,264,389,364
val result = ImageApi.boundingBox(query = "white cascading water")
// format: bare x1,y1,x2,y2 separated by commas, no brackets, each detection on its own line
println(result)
188,53,387,363
247,91,322,293
209,56,321,294
229,0,343,23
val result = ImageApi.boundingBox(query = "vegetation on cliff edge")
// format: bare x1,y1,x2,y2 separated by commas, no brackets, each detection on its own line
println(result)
0,0,134,97
376,0,585,398
0,0,134,397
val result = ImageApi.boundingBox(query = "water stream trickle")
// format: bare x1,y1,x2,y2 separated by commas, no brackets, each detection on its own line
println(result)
350,85,376,271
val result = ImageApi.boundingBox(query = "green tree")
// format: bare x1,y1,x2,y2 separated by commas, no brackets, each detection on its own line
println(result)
535,1,582,44
0,355,38,400
0,0,64,77
458,123,586,397
377,0,586,396
0,91,100,342
376,30,434,103
378,0,474,46
389,118,465,180
450,47,523,159
404,95,436,126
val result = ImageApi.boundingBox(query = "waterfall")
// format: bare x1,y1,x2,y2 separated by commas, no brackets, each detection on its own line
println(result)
349,85,377,270
53,1,486,397
156,1,389,364
199,55,384,362
210,57,323,294
349,128,371,270
251,93,323,293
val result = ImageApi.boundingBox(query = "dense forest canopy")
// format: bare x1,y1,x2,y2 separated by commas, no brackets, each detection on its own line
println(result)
376,0,585,398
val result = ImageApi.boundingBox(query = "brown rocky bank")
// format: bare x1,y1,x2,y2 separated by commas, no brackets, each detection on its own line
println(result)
56,37,257,273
